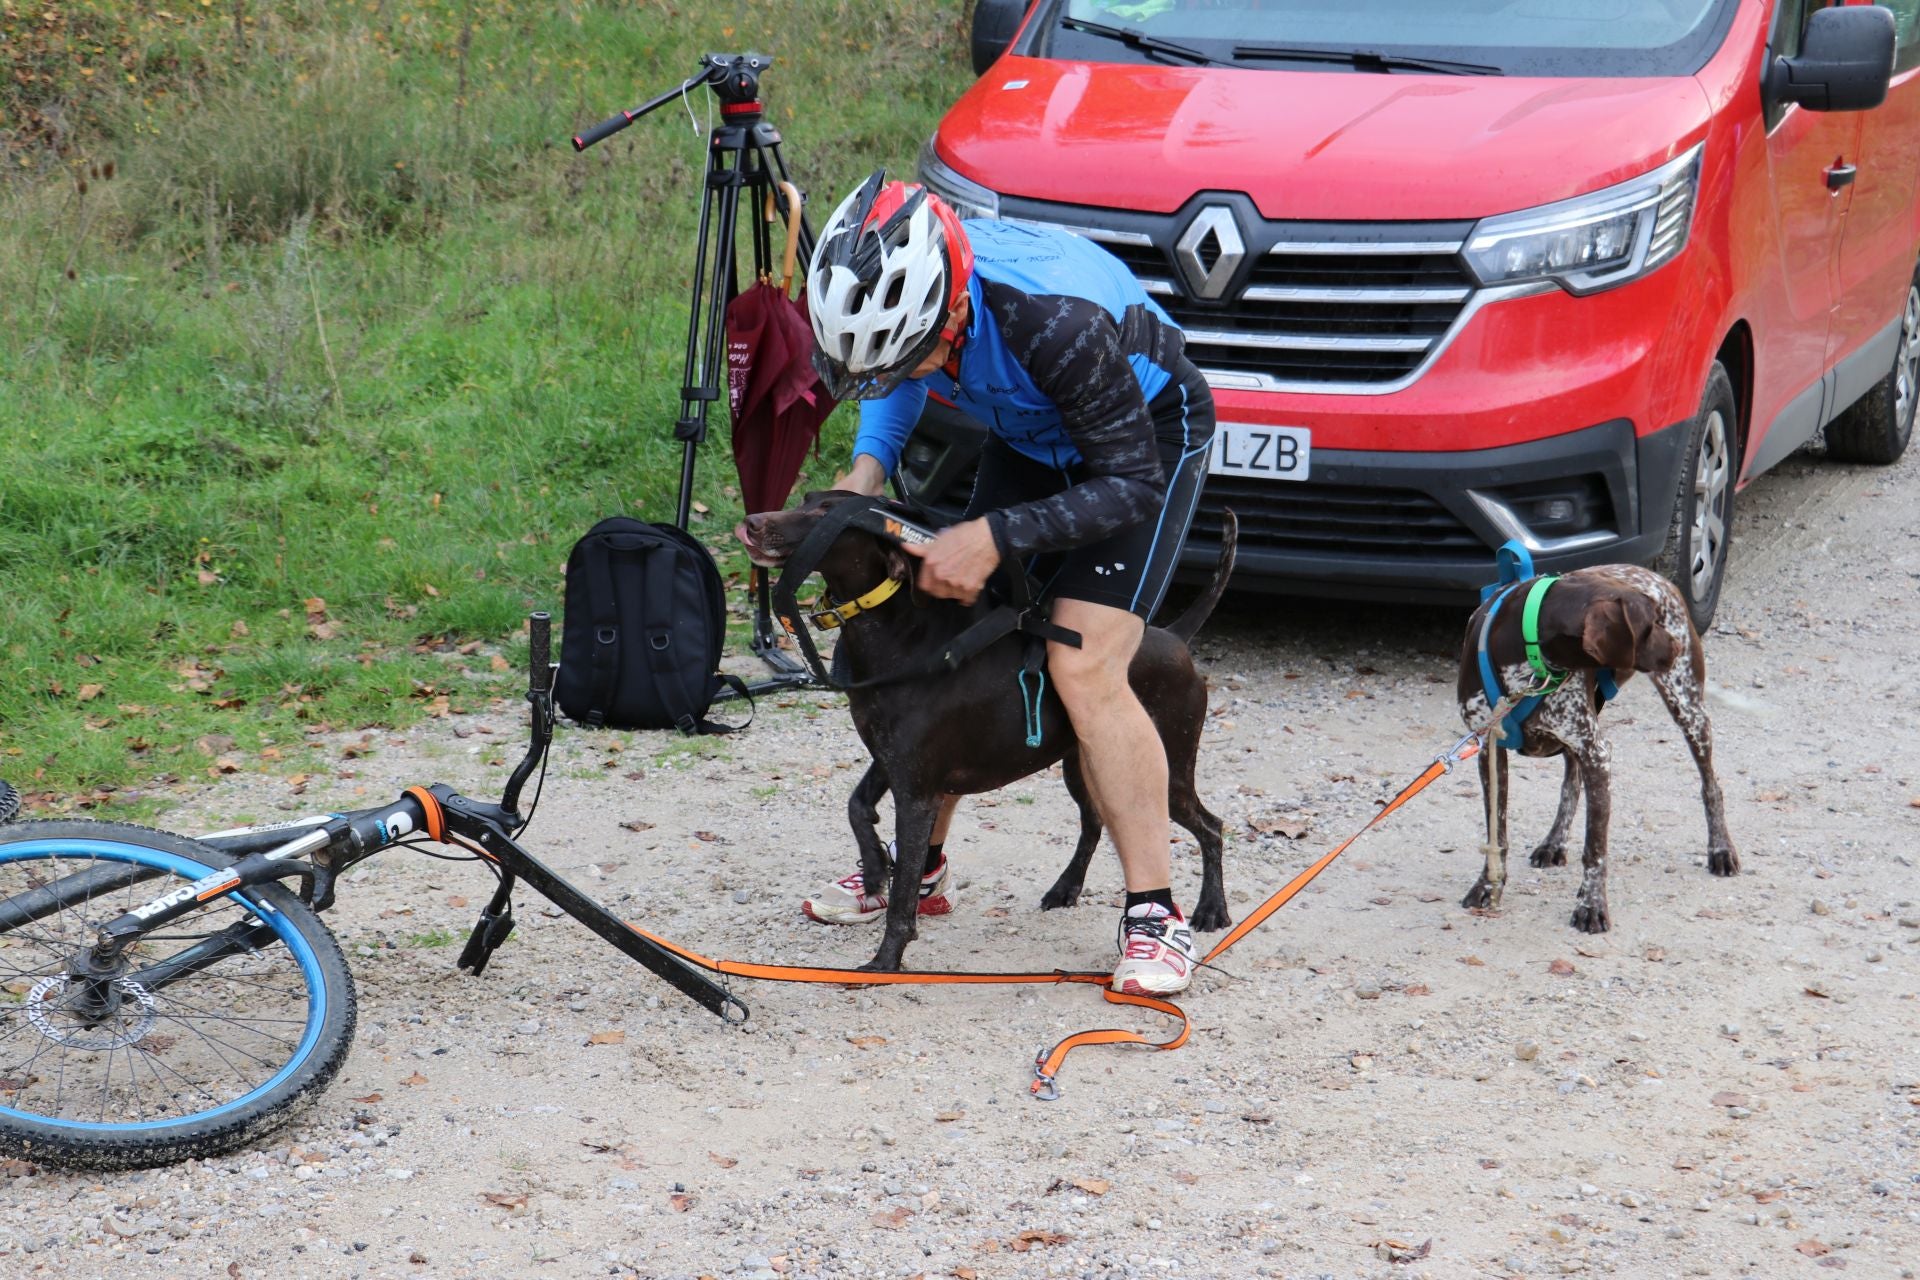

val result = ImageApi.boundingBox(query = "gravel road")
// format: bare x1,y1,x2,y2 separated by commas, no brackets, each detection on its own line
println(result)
3,440,1918,1280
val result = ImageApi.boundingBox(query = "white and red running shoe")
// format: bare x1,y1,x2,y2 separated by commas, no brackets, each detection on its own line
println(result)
801,842,956,925
1110,903,1196,995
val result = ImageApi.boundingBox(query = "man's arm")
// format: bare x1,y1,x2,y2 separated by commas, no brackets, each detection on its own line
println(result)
845,380,931,494
982,286,1169,560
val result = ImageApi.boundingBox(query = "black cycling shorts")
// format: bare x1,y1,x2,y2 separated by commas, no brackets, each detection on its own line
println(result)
965,359,1215,621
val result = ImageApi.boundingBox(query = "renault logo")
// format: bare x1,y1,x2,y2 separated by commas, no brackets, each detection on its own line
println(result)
1175,205,1245,301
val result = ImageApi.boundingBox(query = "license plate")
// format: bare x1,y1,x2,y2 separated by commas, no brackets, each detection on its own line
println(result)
1209,422,1311,481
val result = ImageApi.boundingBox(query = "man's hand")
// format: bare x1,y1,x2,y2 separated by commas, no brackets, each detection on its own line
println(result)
904,518,1000,604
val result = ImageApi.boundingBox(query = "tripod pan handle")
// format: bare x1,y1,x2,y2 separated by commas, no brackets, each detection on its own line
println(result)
572,110,635,152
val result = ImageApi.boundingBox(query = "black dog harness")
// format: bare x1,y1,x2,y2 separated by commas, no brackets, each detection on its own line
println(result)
768,496,1081,696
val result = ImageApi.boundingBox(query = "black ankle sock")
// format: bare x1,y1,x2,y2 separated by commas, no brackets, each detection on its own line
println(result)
1125,887,1175,914
925,842,945,872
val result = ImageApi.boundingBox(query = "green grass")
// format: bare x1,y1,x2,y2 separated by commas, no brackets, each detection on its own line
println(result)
1,1,973,809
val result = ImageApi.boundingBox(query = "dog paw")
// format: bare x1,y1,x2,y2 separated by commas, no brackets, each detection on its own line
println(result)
1461,880,1498,910
1569,900,1611,933
1529,843,1568,868
1189,900,1232,934
1038,883,1082,911
1708,846,1740,877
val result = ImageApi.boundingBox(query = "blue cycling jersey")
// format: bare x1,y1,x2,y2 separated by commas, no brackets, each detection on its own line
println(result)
852,220,1189,557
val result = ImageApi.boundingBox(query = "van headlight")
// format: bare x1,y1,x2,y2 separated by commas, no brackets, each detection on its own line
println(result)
918,138,1001,221
1463,144,1702,296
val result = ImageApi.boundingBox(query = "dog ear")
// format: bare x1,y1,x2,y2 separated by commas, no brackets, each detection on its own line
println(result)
1579,598,1638,671
885,543,926,607
1625,592,1679,673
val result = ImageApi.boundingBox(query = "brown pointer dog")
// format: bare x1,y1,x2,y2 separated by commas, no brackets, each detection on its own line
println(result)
1458,564,1738,932
739,492,1237,972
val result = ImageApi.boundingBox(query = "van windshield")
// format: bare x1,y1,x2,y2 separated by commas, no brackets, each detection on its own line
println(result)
1037,0,1741,77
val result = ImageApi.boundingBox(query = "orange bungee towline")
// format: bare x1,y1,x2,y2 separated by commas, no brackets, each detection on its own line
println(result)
618,724,1493,1099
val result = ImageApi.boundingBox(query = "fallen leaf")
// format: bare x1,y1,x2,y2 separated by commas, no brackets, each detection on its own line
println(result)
401,1073,427,1086
619,819,654,832
1644,946,1667,962
77,683,103,702
669,1193,693,1213
353,1093,383,1104
1574,944,1607,958
708,1152,738,1169
1072,1177,1111,1196
1459,954,1486,966
212,756,241,774
490,654,510,671
447,895,467,908
1711,1091,1749,1108
847,1035,888,1049
1795,1240,1831,1258
953,1269,978,1280
480,1191,527,1209
1804,986,1832,999
1009,1230,1070,1252
934,1110,964,1122
871,1206,913,1229
1250,814,1310,839
1548,958,1577,976
1754,1190,1783,1203
1402,983,1431,996
1370,896,1393,906
588,1030,626,1046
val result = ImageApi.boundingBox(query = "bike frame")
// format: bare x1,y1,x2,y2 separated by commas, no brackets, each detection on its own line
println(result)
58,612,749,1026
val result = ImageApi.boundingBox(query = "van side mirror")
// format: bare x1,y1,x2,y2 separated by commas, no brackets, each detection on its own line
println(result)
1768,4,1896,112
972,0,1033,76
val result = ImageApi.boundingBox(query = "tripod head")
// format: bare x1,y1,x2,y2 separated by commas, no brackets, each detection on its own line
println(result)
572,53,776,151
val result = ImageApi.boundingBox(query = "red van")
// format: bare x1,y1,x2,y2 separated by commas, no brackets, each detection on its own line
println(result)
899,0,1915,626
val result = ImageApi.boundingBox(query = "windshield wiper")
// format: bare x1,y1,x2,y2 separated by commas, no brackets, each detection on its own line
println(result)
1232,44,1504,76
1060,16,1223,67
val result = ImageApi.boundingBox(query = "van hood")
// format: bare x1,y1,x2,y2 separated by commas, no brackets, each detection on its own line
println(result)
938,59,1711,221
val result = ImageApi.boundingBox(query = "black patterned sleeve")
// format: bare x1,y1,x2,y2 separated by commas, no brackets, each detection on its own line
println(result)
981,283,1169,559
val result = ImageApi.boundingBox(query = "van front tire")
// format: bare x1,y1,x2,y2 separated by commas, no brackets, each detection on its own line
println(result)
1655,362,1737,631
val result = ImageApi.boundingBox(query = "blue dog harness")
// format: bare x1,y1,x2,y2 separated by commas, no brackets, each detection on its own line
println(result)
1476,541,1618,749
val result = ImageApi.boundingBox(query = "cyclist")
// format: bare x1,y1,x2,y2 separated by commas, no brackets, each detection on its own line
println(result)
794,169,1215,995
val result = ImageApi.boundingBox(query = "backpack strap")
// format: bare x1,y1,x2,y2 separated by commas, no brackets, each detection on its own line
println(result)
633,546,705,735
583,536,628,728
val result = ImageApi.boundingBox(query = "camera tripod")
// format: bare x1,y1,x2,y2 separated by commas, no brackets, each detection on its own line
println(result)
574,53,817,696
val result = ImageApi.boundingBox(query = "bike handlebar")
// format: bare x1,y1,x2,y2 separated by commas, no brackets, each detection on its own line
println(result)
528,611,552,695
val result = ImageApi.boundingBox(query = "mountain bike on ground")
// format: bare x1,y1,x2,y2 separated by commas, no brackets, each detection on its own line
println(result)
0,613,745,1171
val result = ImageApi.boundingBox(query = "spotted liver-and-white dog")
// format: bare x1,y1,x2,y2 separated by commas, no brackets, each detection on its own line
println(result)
1456,564,1738,932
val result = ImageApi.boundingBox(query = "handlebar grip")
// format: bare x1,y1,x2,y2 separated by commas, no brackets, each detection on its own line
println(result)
527,612,552,694
571,111,633,151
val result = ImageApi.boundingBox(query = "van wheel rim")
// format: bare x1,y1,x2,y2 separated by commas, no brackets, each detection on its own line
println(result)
1896,285,1920,432
1690,408,1730,600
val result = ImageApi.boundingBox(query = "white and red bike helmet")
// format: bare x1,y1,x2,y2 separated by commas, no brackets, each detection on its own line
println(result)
807,169,973,401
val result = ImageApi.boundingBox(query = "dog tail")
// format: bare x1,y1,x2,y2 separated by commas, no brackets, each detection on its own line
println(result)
1165,508,1237,643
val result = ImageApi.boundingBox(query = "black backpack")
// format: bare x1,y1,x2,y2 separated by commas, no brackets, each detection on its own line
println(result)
555,517,750,734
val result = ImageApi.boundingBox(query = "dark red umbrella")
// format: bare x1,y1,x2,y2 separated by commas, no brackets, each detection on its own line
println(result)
727,182,836,513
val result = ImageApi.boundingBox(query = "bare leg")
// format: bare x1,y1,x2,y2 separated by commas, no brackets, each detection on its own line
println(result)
1570,737,1613,933
1046,599,1167,895
1651,661,1738,876
1461,744,1510,909
1530,754,1582,867
930,795,959,847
